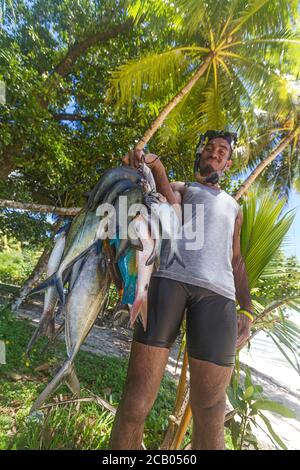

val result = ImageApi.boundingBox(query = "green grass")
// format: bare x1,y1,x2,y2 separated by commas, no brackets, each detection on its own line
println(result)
0,306,177,450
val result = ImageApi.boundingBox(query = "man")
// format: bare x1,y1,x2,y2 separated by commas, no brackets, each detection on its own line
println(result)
110,131,253,450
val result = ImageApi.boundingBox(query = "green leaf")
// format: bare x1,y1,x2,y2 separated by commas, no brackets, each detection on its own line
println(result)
259,413,288,449
244,386,255,400
252,400,296,418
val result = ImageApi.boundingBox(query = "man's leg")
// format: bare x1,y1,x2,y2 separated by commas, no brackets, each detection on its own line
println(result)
188,357,233,450
110,341,169,450
186,291,237,450
110,277,187,449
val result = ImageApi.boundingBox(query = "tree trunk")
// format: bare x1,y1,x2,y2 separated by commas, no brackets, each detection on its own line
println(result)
11,221,62,312
135,53,213,150
52,21,132,78
0,199,81,216
11,245,52,312
0,21,132,181
234,128,299,201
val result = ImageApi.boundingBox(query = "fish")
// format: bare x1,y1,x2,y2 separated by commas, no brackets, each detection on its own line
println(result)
109,235,137,307
112,186,144,258
139,162,156,194
146,199,184,269
143,210,162,267
26,229,67,354
29,180,144,304
102,179,141,206
29,210,102,304
87,167,142,210
129,215,155,331
30,247,110,412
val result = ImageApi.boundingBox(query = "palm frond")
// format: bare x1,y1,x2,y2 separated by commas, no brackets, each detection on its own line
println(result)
220,50,295,117
241,188,295,289
125,0,178,24
228,0,270,36
174,0,211,40
107,48,207,110
269,318,300,374
229,0,299,38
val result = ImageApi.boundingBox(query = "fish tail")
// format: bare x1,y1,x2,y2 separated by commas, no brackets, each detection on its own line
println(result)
130,296,143,328
65,363,80,396
30,360,79,413
165,240,185,269
115,240,130,264
145,243,156,266
139,298,148,332
26,310,55,355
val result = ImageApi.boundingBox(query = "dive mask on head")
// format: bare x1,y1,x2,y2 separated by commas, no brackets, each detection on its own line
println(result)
194,130,237,184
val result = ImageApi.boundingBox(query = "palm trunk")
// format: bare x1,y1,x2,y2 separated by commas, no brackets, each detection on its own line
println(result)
0,199,80,216
234,128,299,201
160,351,190,450
135,53,213,150
160,381,191,450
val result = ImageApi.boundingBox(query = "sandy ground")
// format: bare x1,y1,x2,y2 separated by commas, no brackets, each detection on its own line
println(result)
239,330,300,450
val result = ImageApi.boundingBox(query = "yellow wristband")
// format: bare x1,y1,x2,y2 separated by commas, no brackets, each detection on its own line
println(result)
238,309,254,322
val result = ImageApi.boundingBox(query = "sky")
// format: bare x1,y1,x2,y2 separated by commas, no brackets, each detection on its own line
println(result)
284,189,300,263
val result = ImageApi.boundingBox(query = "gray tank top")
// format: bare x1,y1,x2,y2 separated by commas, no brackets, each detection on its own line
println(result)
153,182,240,300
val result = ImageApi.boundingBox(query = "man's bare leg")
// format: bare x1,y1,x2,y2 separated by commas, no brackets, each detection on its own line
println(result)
188,357,233,450
110,341,169,450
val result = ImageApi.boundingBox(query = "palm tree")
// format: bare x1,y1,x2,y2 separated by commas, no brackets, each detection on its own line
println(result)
109,0,299,164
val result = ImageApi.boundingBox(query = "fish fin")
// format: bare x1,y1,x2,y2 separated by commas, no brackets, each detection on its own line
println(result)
145,244,156,266
30,360,76,413
115,239,130,263
165,241,185,269
129,237,143,251
139,297,148,332
28,274,56,296
130,297,143,329
29,272,65,304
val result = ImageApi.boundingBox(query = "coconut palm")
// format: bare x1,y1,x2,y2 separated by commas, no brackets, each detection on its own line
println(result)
109,0,299,164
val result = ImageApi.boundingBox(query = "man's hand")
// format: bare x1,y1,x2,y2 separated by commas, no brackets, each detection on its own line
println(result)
236,314,252,349
122,149,159,169
122,149,144,168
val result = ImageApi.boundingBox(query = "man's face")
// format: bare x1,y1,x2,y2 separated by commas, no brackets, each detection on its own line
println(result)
198,137,232,176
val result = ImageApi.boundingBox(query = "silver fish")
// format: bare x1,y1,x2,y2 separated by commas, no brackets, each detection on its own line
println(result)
147,199,184,269
30,210,102,303
129,215,155,331
30,247,110,412
26,230,66,354
88,167,142,210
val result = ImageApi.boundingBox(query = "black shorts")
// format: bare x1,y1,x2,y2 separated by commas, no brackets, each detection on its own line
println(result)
133,277,237,367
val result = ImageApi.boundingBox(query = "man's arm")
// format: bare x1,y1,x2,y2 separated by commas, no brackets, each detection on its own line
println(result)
122,150,184,218
232,208,253,348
